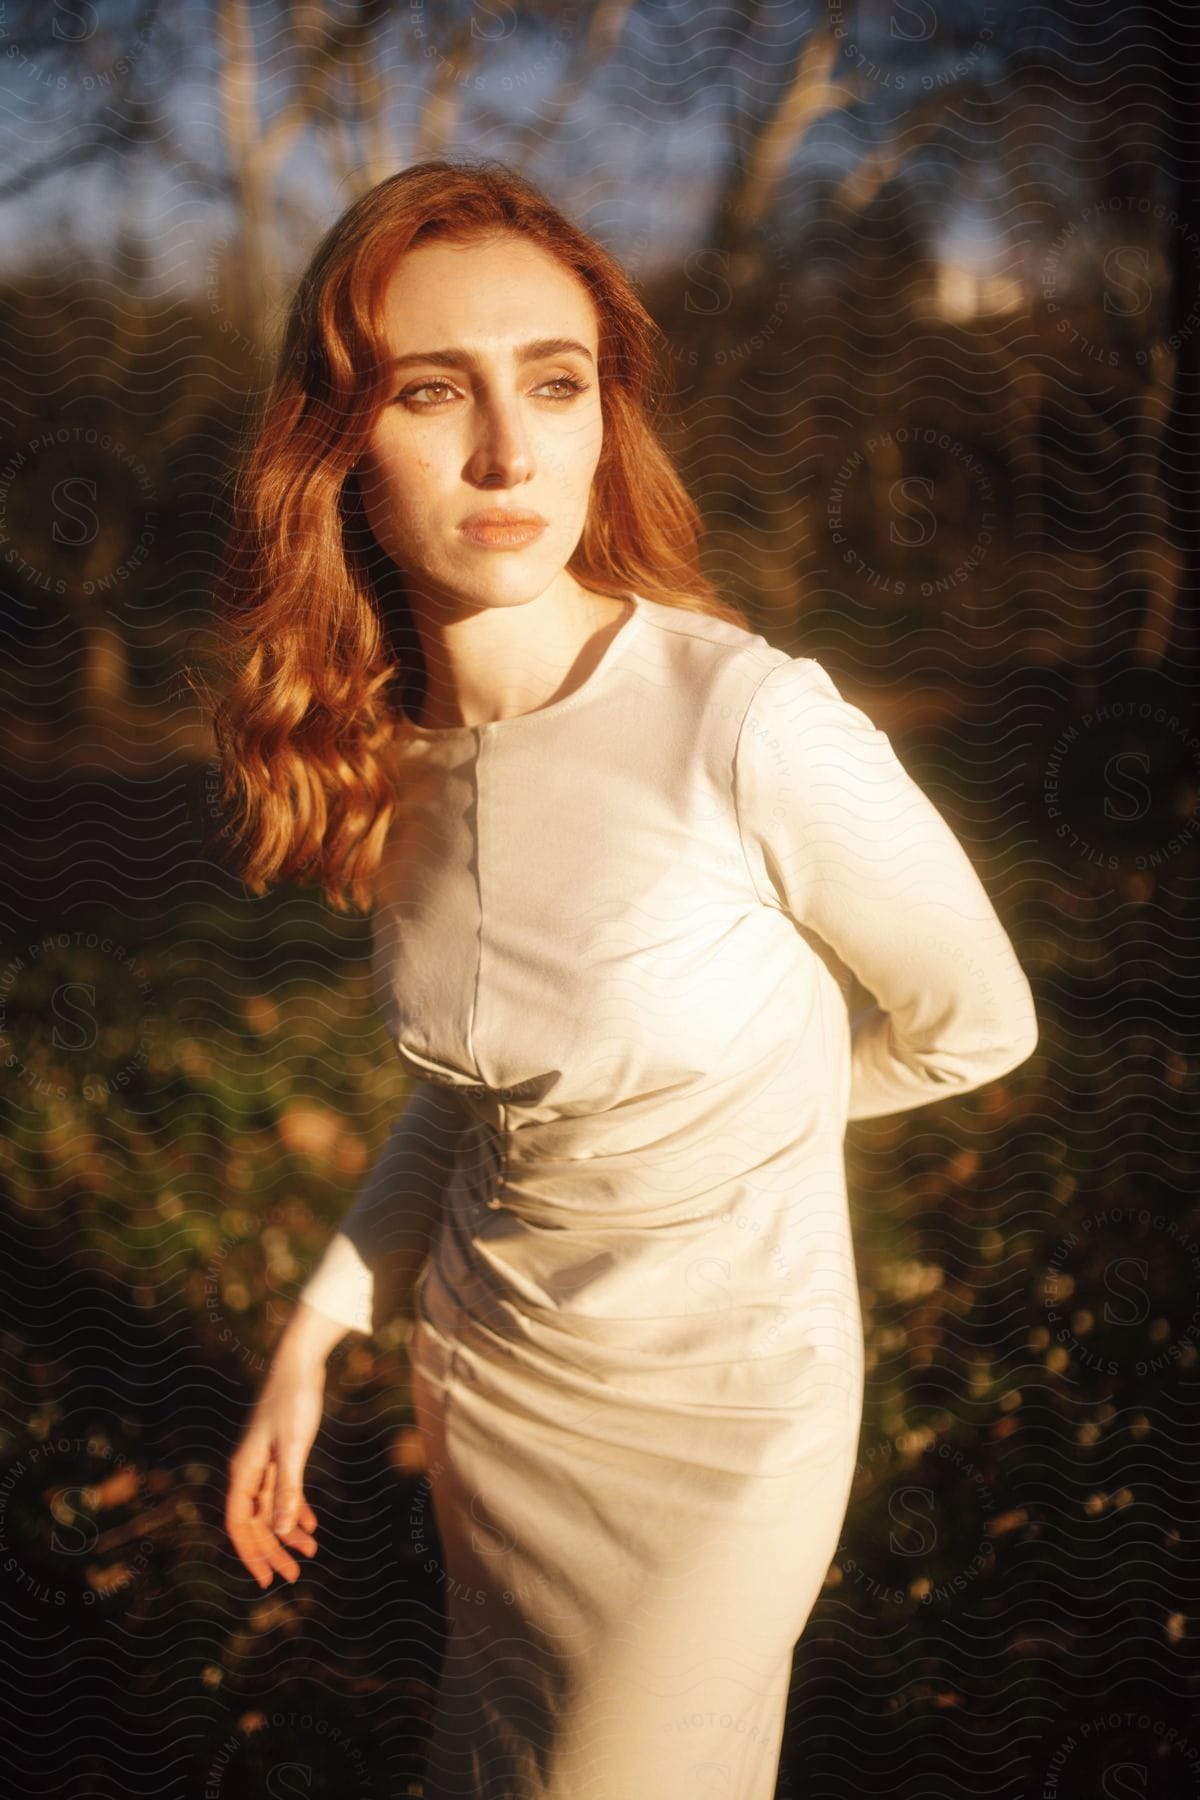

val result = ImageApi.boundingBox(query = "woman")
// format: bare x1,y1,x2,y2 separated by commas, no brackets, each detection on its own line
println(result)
216,157,1039,1799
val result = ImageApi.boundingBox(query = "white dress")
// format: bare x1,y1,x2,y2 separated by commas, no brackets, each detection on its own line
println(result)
299,591,1039,1799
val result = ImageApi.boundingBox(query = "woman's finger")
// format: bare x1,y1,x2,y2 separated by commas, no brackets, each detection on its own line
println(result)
277,1496,319,1559
248,1459,318,1583
270,1448,312,1536
226,1445,278,1585
279,1522,318,1559
226,1428,321,1587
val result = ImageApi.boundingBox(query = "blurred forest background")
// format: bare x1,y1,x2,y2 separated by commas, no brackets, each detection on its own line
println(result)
1,2,1198,1797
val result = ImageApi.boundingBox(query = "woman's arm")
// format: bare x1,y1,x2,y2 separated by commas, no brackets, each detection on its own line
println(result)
223,1081,464,1581
734,656,1039,1121
297,1078,465,1337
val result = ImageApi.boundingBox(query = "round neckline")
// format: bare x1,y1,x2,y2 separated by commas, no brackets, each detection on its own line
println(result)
397,591,644,739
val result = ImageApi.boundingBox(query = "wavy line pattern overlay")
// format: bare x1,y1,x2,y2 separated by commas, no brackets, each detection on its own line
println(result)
1,4,1197,1798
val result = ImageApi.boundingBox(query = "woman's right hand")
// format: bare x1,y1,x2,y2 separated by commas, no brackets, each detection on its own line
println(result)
225,1303,349,1588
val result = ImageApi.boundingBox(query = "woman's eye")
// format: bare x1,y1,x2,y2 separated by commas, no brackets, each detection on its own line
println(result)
538,376,588,400
392,375,589,408
395,380,456,406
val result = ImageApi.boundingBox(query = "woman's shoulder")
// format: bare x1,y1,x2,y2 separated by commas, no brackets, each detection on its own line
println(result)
634,592,775,656
633,592,789,677
631,593,795,722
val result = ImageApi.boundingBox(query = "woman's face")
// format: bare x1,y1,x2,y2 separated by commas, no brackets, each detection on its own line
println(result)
356,231,605,617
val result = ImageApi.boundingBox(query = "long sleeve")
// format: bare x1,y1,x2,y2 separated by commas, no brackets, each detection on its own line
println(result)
297,1078,465,1336
733,655,1039,1122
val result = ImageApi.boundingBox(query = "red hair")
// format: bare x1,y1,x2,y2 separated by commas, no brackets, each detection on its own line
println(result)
198,155,748,916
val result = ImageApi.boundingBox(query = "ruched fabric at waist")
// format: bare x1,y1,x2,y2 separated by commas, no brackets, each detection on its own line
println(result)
412,1131,864,1462
411,1246,865,1480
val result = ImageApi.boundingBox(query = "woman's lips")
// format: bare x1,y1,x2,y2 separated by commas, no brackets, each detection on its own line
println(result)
458,515,547,549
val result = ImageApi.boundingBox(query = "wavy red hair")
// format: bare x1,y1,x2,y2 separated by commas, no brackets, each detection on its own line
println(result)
198,155,748,916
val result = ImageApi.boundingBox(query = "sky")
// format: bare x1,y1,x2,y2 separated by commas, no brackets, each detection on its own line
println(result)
0,1,1161,317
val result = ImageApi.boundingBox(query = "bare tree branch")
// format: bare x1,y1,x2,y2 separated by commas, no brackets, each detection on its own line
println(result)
505,0,637,171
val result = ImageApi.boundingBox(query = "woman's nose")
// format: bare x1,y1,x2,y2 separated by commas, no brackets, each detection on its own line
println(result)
466,396,535,486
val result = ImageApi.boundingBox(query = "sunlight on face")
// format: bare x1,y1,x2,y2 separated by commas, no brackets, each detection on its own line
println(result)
357,231,605,617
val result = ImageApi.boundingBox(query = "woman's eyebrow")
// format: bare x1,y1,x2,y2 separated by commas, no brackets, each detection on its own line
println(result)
388,336,595,371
